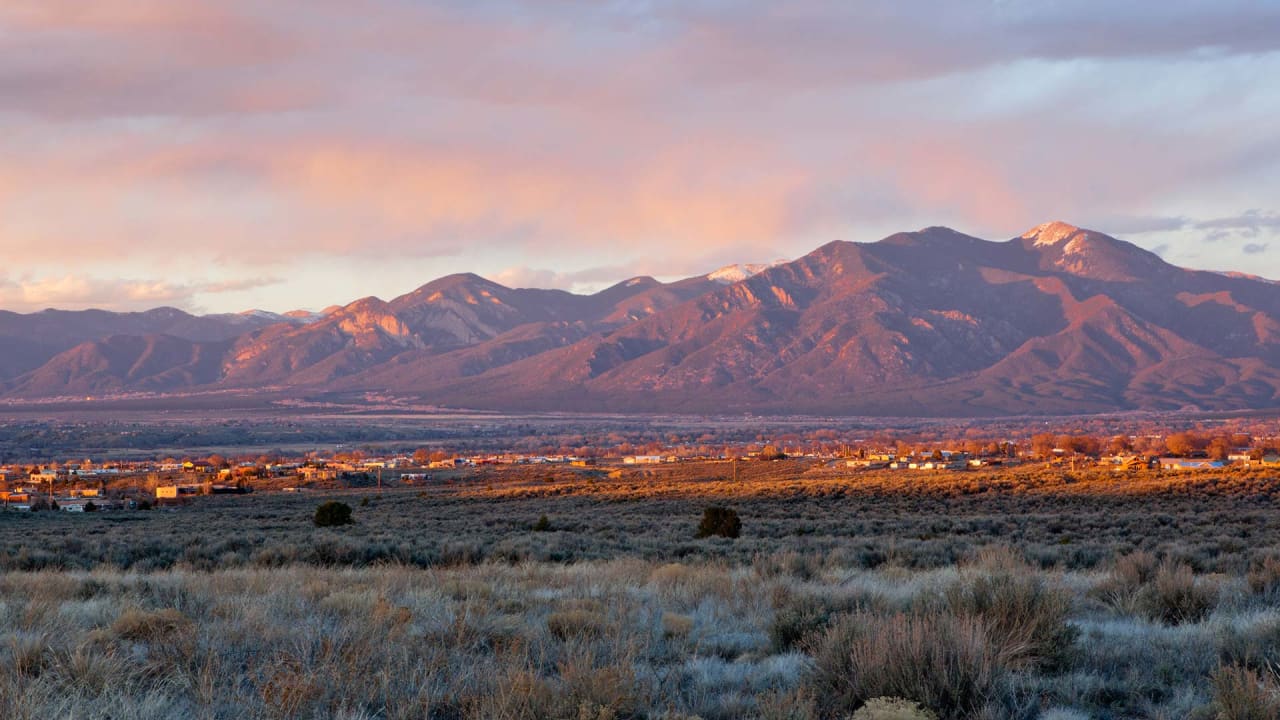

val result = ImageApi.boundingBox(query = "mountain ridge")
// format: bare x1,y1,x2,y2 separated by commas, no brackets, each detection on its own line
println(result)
6,222,1280,417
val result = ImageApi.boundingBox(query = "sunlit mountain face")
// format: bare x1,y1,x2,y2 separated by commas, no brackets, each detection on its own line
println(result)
6,223,1280,416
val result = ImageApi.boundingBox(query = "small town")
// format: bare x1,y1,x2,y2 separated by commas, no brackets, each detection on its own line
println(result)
5,428,1280,512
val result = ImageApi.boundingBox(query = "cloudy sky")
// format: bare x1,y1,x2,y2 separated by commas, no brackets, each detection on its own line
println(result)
3,1,1279,313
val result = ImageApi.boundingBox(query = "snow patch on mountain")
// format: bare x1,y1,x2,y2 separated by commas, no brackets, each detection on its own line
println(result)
707,260,787,284
1022,221,1083,247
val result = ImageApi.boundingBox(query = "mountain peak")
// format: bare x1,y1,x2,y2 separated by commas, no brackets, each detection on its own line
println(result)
708,261,786,285
1021,221,1084,247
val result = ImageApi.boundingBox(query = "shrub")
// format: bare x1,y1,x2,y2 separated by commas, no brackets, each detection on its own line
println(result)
1212,664,1280,720
940,568,1077,670
662,612,694,639
771,595,840,652
111,607,193,642
83,501,97,512
1248,556,1280,602
810,611,1007,720
1140,559,1217,625
547,609,608,640
313,501,353,527
8,632,53,678
756,687,819,720
1113,550,1159,587
1219,614,1280,672
1093,550,1160,612
696,506,741,539
533,514,552,532
1095,552,1216,624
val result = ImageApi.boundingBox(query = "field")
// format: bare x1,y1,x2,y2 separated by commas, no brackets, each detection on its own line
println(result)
4,461,1280,718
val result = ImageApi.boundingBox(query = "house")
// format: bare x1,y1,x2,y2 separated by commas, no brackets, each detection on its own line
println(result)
623,455,664,465
846,459,888,469
155,485,200,499
1,491,31,505
299,466,338,481
1111,456,1152,472
1158,458,1225,471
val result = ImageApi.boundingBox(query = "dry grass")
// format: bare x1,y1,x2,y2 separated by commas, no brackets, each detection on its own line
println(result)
810,611,1007,720
1211,664,1280,720
3,462,1280,717
1,557,1278,717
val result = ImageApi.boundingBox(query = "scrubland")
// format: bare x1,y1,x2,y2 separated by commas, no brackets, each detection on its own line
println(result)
3,461,1280,718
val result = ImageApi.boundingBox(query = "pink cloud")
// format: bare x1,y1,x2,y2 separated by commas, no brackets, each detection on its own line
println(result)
0,273,279,313
1,0,1279,313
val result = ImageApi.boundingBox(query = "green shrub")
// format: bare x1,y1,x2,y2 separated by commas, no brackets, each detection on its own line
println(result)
810,611,1007,720
313,501,354,528
533,515,552,532
83,501,97,512
696,506,741,539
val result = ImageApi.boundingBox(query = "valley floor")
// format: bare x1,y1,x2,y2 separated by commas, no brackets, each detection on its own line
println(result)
3,463,1280,718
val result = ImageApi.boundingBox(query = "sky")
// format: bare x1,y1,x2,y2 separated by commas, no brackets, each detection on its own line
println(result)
2,0,1280,314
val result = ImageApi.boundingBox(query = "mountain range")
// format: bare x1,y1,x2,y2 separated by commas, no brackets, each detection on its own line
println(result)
6,221,1280,416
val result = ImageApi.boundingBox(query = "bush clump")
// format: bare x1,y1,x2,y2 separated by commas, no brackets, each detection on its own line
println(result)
533,515,552,532
1212,664,1280,720
940,565,1077,670
696,506,741,539
1095,552,1217,625
810,611,1007,720
313,501,354,528
1140,559,1217,625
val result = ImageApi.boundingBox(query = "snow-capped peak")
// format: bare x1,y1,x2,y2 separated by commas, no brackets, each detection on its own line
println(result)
284,309,327,324
1022,221,1083,247
238,309,285,321
707,260,786,284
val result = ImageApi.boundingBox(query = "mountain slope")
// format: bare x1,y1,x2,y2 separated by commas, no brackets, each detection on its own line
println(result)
408,223,1280,414
0,307,287,382
9,221,1280,416
4,335,229,396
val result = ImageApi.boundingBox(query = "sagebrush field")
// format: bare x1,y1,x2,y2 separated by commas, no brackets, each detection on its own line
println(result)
4,461,1280,718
